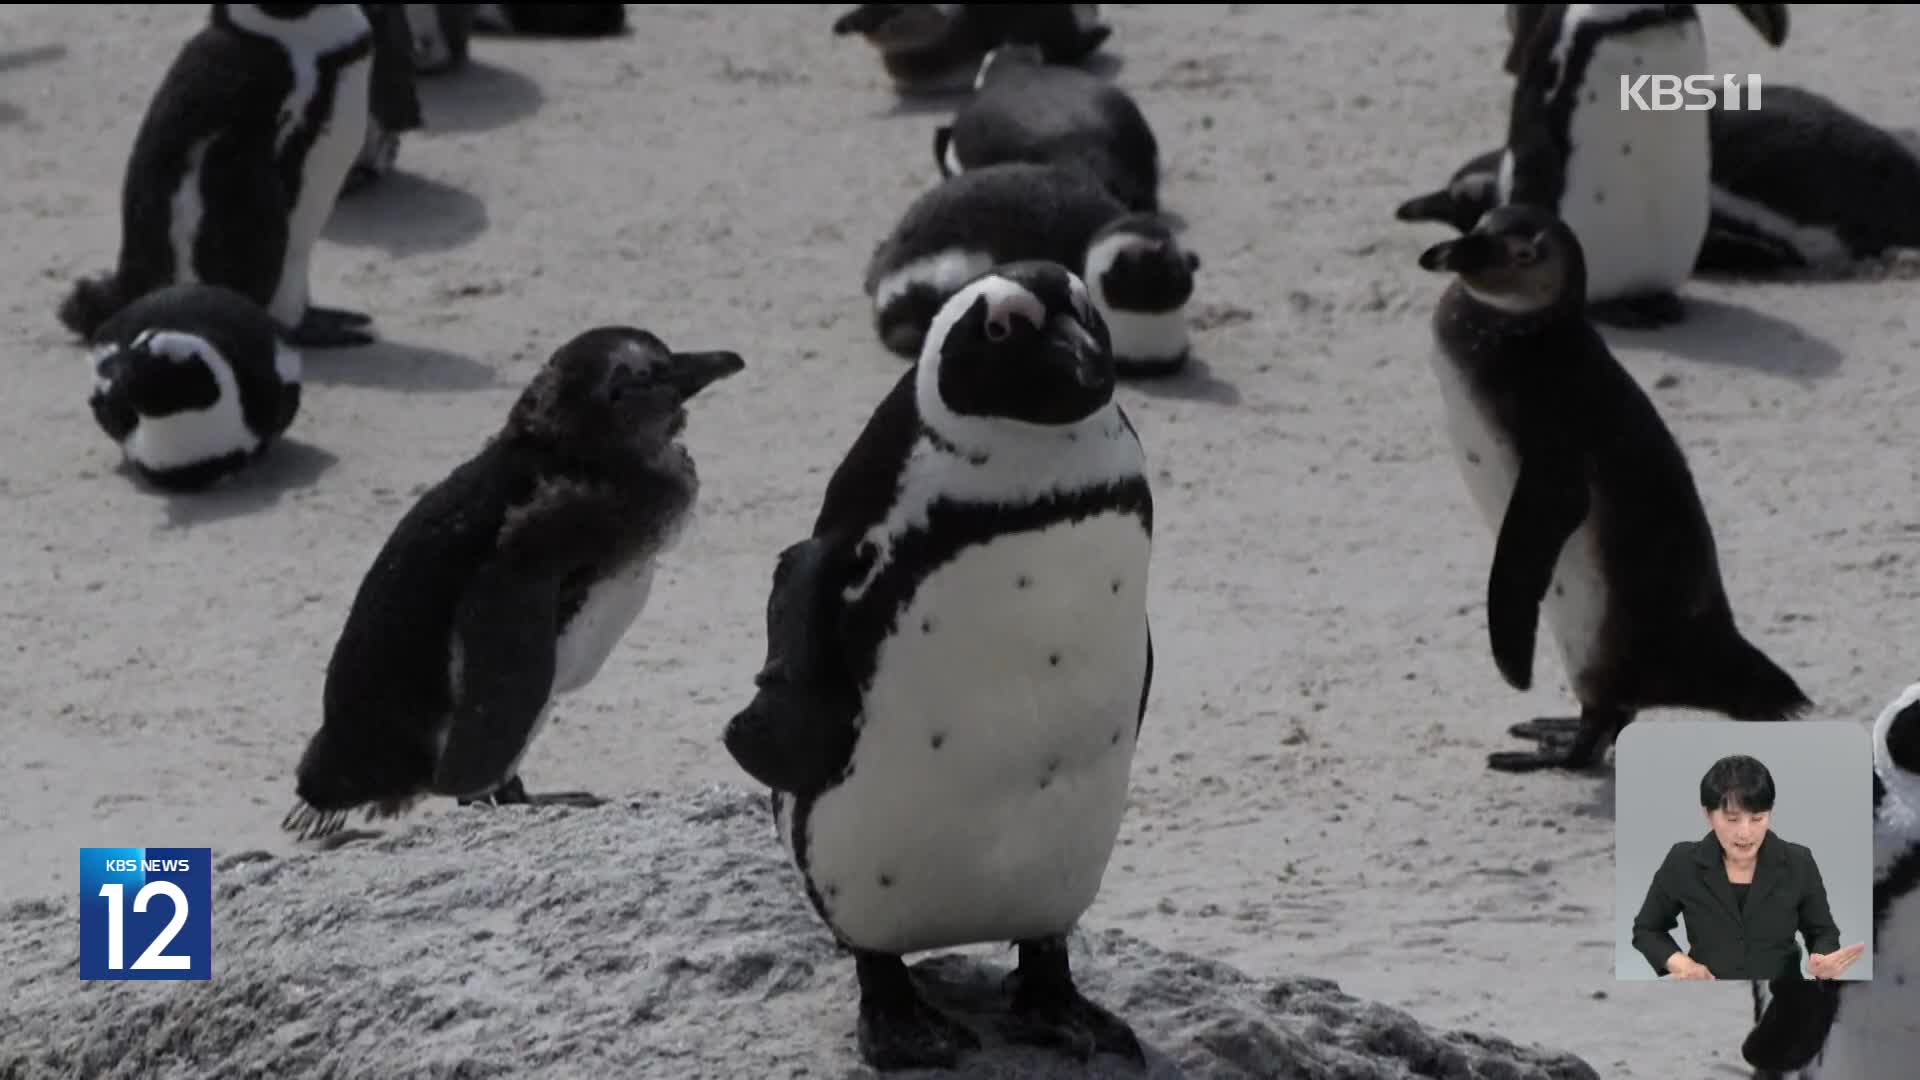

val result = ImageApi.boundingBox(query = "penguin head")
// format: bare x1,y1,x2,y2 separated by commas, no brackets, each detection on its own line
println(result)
918,261,1115,430
216,4,371,51
1417,204,1587,318
1873,682,1920,825
509,327,744,459
1734,4,1790,48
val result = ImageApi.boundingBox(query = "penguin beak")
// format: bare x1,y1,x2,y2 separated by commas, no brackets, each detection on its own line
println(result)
1734,3,1788,47
1045,313,1111,391
662,350,746,399
1417,233,1502,275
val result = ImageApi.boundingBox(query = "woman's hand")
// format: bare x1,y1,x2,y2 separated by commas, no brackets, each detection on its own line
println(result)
1667,954,1716,980
1808,943,1867,979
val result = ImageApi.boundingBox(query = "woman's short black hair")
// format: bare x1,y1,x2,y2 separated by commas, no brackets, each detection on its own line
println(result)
1700,754,1777,814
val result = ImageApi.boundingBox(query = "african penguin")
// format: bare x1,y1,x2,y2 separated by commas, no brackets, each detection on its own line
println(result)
345,4,425,196
1398,52,1920,275
866,161,1200,376
832,4,1111,97
724,261,1154,1072
57,4,380,349
933,41,1160,212
470,3,627,36
1415,204,1812,774
282,327,745,843
86,282,302,493
1743,683,1920,1079
1494,3,1789,327
403,3,473,73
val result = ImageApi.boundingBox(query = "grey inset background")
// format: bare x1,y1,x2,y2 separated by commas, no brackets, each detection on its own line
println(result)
1613,719,1876,981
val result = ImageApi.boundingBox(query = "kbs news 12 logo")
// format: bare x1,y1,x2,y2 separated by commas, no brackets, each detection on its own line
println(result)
79,847,213,981
1619,73,1763,112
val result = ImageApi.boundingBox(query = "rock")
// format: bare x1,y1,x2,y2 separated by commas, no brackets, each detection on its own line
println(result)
0,786,1599,1080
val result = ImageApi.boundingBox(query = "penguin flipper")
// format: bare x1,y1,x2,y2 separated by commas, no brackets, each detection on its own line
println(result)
724,535,864,794
1487,454,1589,692
1741,978,1840,1072
433,562,560,798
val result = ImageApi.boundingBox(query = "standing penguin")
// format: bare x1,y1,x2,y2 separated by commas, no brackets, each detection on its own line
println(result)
470,4,627,36
724,262,1154,1071
1743,683,1920,1079
281,327,744,842
1495,3,1788,327
866,162,1200,376
401,4,473,74
86,282,302,493
933,42,1160,213
832,4,1111,96
1415,204,1812,773
58,4,380,349
345,4,425,195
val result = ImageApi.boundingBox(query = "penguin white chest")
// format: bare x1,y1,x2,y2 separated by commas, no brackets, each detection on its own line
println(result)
1813,885,1920,1078
552,557,657,696
1539,26,1712,301
270,50,372,326
1426,350,1610,683
795,512,1152,957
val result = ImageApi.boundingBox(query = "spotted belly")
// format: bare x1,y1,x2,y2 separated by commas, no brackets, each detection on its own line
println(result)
1806,887,1920,1078
784,512,1152,956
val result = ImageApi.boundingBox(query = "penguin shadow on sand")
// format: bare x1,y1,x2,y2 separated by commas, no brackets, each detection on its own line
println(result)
0,43,68,128
325,171,489,257
301,338,501,393
1600,295,1845,386
413,58,545,134
134,438,340,531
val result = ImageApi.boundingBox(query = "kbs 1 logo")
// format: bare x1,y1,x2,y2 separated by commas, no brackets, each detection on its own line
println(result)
79,847,213,981
1619,73,1763,111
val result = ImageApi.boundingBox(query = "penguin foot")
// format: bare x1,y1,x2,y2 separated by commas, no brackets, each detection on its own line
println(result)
459,775,605,808
1506,715,1583,743
291,305,377,348
1487,723,1611,773
1589,293,1686,330
854,950,981,1071
1000,936,1146,1065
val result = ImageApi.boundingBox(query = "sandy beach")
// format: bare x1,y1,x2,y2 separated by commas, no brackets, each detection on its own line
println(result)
3,5,1918,1078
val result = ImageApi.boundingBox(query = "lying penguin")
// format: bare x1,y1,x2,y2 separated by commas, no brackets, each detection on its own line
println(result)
934,42,1161,213
832,3,1112,96
866,161,1199,376
1397,82,1920,276
86,282,302,493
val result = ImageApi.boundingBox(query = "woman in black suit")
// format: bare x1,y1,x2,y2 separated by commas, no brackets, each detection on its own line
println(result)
1630,754,1867,981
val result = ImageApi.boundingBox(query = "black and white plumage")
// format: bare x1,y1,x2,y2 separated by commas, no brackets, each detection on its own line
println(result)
86,282,302,492
832,4,1111,97
1490,3,1788,328
401,4,473,74
282,327,744,843
346,4,424,195
1416,204,1812,774
865,162,1198,376
933,42,1160,212
57,4,380,349
1398,72,1920,275
725,262,1154,1072
1743,684,1920,1079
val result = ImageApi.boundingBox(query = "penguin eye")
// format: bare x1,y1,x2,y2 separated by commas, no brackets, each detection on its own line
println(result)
984,318,1012,343
1512,242,1539,266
